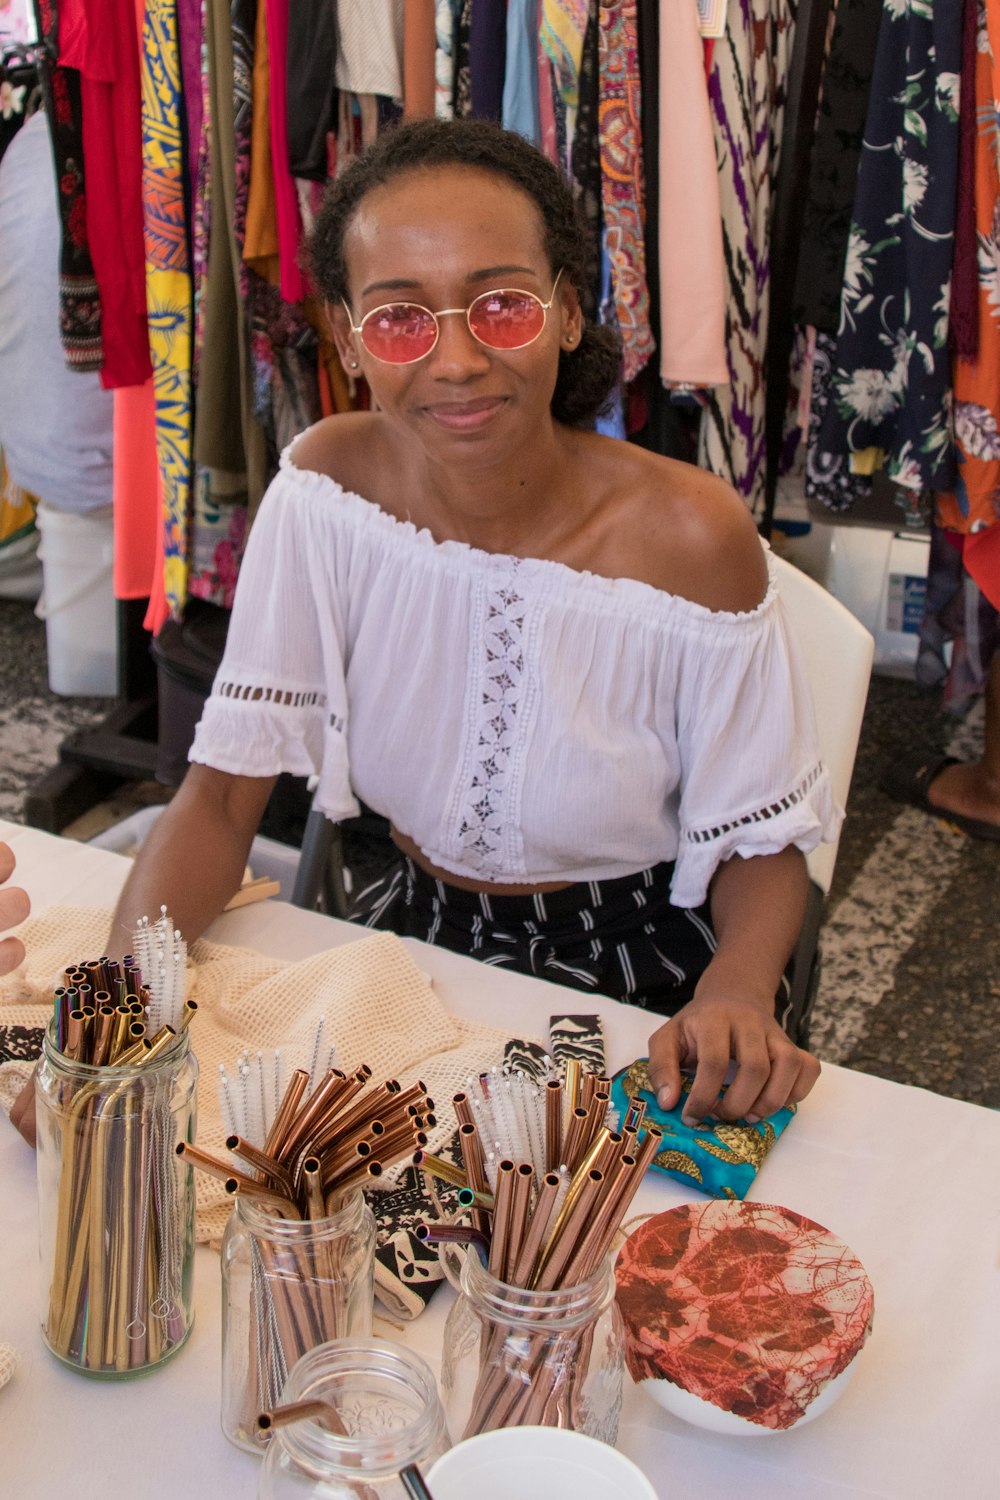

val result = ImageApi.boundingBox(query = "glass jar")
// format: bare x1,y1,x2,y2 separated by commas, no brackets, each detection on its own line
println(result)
258,1338,449,1498
222,1189,376,1452
35,1020,198,1377
440,1251,625,1445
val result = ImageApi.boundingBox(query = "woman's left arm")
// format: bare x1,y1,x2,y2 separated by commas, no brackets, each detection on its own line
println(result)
646,846,820,1127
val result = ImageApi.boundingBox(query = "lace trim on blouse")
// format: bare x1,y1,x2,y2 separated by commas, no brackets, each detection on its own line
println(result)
451,559,531,874
682,763,827,846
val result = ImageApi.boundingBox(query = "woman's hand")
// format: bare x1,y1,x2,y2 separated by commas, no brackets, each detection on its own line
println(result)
0,840,29,976
647,847,819,1126
647,982,820,1128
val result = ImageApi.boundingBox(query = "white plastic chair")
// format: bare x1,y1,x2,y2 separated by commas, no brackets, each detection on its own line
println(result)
770,553,874,1038
293,554,875,1042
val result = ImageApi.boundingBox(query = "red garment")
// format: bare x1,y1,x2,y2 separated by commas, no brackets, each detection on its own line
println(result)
59,0,151,390
265,0,309,303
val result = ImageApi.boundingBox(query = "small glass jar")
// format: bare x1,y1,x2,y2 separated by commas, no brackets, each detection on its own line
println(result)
258,1338,449,1498
222,1189,377,1452
35,1020,198,1377
440,1250,625,1445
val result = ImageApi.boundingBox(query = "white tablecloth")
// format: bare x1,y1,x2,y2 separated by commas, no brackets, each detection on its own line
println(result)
0,820,996,1498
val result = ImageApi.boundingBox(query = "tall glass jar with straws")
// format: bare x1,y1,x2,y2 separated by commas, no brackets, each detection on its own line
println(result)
221,1188,376,1452
36,1020,198,1376
440,1248,625,1444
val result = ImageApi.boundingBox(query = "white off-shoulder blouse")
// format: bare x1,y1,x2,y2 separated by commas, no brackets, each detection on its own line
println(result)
190,442,843,907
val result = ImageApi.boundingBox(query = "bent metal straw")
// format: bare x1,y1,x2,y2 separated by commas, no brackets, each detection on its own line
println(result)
39,919,197,1375
184,1057,430,1438
420,1060,662,1435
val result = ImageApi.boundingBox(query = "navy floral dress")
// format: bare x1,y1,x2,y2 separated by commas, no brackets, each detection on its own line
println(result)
809,0,963,501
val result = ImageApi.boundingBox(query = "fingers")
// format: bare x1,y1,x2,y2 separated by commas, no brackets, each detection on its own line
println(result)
647,998,822,1127
0,840,15,883
9,1070,37,1148
646,1018,686,1112
745,1047,821,1123
0,933,26,977
0,882,30,931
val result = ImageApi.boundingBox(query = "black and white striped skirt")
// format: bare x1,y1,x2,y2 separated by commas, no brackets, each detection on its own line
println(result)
351,855,751,1019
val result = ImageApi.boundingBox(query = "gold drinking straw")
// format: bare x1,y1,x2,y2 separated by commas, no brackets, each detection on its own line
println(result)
564,1058,582,1114
179,999,198,1030
91,1005,116,1067
452,1091,475,1131
545,1078,563,1173
419,1154,468,1191
531,1168,605,1290
277,1069,355,1163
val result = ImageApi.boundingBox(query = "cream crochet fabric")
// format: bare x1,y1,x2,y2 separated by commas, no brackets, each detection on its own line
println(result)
0,907,521,1242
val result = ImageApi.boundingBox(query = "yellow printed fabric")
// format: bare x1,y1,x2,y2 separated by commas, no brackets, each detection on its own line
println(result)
0,449,37,552
141,0,192,617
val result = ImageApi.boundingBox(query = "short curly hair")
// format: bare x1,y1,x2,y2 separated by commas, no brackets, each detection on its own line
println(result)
307,118,621,427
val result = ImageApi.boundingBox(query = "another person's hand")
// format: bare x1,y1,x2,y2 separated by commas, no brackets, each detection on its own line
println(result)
646,982,820,1128
0,841,29,976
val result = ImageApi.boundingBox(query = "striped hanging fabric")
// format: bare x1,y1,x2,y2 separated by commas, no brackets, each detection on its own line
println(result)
140,0,192,617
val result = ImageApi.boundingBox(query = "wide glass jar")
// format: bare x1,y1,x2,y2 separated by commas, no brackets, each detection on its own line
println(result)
440,1250,625,1444
222,1189,376,1452
35,1020,198,1377
258,1338,449,1498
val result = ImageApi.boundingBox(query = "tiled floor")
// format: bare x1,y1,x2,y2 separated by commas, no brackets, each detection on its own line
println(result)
0,594,996,1108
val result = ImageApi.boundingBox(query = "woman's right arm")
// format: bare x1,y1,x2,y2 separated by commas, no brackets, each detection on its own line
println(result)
107,763,277,954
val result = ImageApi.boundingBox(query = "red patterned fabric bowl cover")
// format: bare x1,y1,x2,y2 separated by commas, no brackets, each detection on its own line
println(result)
615,1201,874,1431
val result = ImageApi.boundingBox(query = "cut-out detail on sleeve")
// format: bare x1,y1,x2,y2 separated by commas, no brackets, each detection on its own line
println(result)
681,764,827,846
217,680,328,710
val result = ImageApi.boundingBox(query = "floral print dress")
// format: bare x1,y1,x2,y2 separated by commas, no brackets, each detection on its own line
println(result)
809,0,963,500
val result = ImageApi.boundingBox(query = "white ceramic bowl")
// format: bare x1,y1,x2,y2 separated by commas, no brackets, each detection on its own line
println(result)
428,1426,658,1500
641,1358,859,1436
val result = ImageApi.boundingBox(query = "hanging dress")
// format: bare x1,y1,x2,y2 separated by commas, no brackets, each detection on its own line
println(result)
697,0,794,514
810,0,962,498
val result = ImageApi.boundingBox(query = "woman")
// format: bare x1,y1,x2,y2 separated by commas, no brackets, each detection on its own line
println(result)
108,119,839,1131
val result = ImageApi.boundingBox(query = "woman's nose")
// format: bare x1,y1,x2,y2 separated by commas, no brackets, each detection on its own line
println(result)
426,309,492,377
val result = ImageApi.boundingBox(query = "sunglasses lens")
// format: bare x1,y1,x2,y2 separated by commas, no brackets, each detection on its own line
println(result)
469,290,546,349
359,304,438,363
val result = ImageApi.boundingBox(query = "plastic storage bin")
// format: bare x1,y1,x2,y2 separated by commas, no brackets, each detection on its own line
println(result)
34,501,117,696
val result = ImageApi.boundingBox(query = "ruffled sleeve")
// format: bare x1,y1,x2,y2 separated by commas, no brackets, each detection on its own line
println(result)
188,468,361,823
669,570,843,908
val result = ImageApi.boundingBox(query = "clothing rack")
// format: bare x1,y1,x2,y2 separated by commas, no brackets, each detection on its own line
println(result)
22,4,835,831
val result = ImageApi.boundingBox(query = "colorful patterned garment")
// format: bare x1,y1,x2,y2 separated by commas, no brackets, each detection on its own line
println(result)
697,0,794,516
434,0,455,118
32,0,103,371
540,0,588,158
597,0,654,385
811,0,962,499
934,0,1000,615
141,0,192,618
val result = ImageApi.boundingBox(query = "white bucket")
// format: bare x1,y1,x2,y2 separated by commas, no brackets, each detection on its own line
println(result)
34,501,117,696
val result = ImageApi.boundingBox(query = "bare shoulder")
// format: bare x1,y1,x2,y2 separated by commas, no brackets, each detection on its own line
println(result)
585,438,768,613
288,412,389,498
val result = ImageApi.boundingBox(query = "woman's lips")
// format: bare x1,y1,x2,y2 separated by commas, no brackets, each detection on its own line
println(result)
424,397,507,431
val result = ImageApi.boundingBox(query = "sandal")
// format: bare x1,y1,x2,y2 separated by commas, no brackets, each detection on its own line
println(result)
879,752,1000,842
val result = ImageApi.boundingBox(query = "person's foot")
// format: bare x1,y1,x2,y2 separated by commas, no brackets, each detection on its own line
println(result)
879,752,1000,841
923,760,1000,833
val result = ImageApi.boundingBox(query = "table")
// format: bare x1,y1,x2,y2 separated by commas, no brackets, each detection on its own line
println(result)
0,819,997,1499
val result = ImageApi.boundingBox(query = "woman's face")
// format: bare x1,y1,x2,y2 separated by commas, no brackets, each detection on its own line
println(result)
332,166,581,464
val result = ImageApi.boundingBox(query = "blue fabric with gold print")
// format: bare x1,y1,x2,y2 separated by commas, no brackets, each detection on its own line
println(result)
610,1058,796,1200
